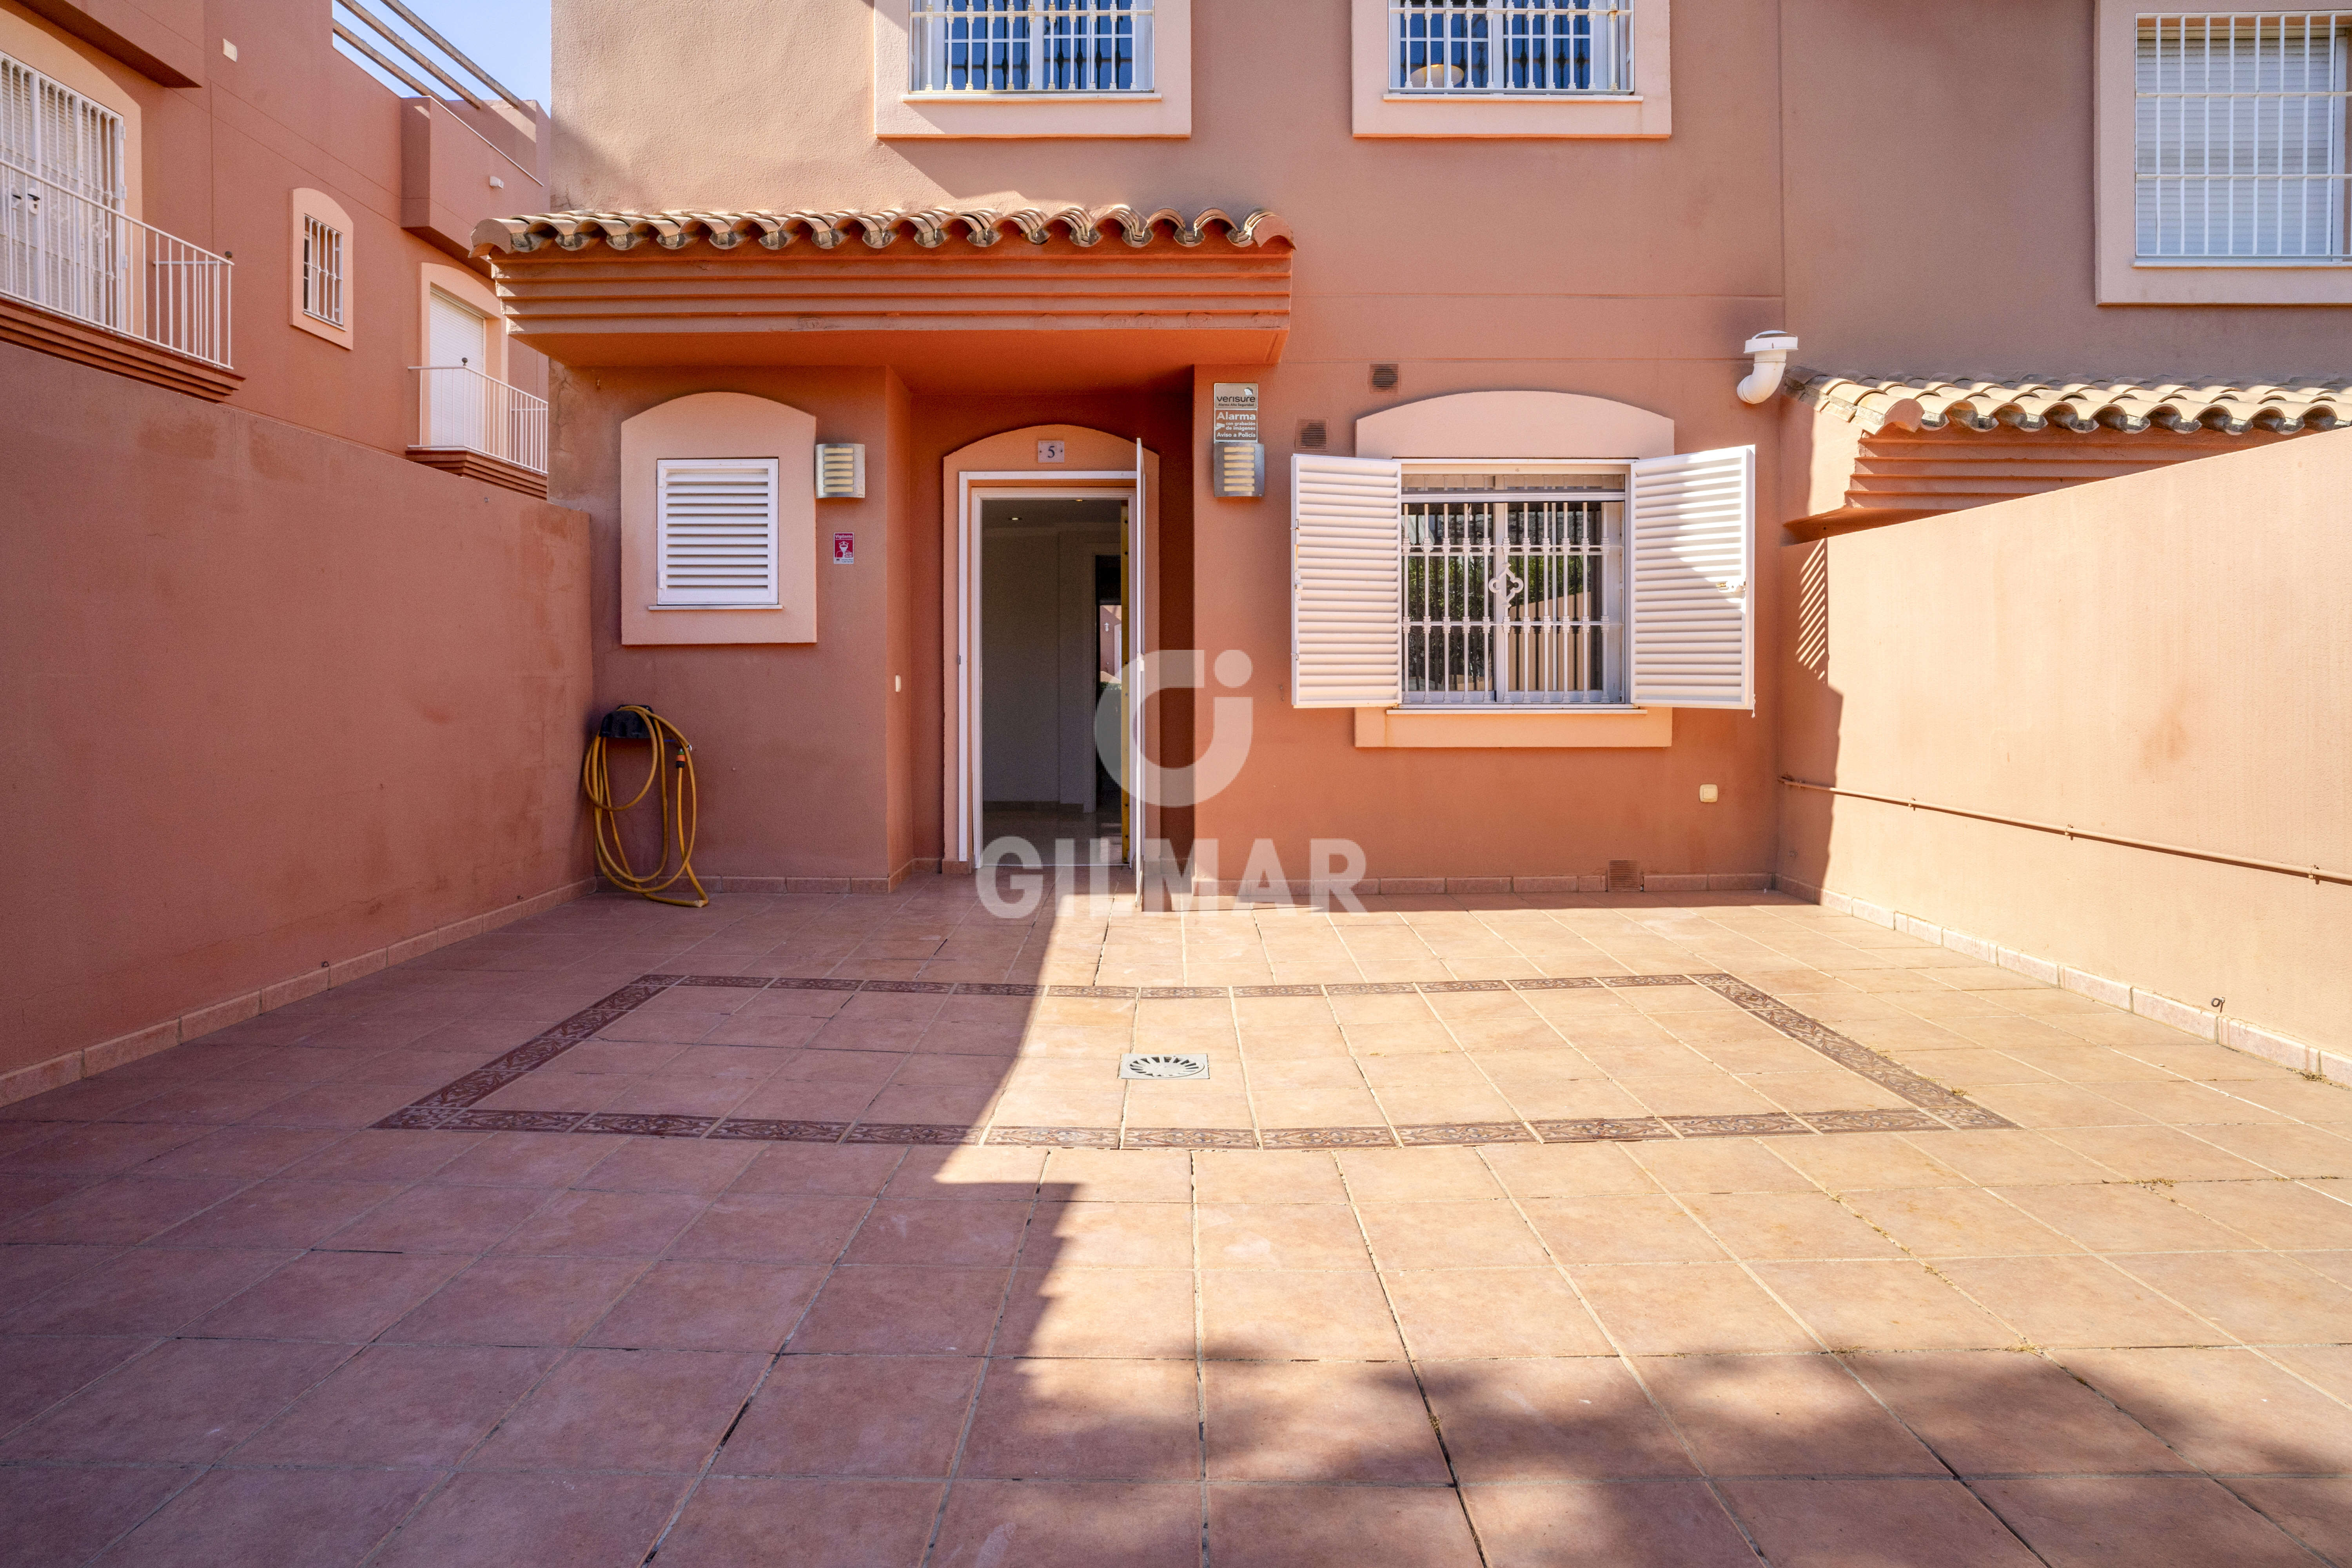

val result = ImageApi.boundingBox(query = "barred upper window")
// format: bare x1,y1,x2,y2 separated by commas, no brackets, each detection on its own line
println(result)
2135,13,2351,261
909,0,1154,94
301,214,344,327
1390,0,1633,95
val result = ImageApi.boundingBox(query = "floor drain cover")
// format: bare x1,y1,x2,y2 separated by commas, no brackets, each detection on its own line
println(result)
1120,1053,1210,1080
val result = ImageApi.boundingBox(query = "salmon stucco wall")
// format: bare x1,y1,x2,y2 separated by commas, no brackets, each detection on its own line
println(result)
1776,430,2352,1057
0,343,595,1085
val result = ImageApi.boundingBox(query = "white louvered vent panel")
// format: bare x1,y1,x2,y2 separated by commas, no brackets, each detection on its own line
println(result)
1626,446,1755,710
657,459,780,607
1290,454,1403,708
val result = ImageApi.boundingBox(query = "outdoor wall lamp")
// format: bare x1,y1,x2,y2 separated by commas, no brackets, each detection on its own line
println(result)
1737,331,1798,405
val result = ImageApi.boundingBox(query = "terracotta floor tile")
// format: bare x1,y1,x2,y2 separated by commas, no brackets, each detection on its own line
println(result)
0,1122,207,1177
719,1354,979,1477
324,1181,549,1253
1464,1479,1759,1568
236,1342,558,1466
2052,1346,2352,1474
368,1470,688,1568
98,1463,432,1566
577,1136,759,1193
653,1477,941,1568
881,1143,1047,1197
0,1461,197,1566
1752,1260,2020,1350
2048,1125,2273,1182
1028,1200,1192,1268
587,1260,825,1352
2190,1122,2352,1180
1720,1477,2043,1567
1421,1355,1692,1480
492,1187,708,1258
1038,1145,1192,1202
665,1193,871,1265
2107,1250,2352,1343
1912,1129,2115,1187
996,1266,1197,1359
3,1337,350,1462
1932,1256,2217,1348
2165,1180,2352,1249
470,1346,765,1472
840,1197,1032,1266
1641,1353,1944,1475
1205,1359,1448,1482
1681,1192,1903,1261
151,1178,406,1249
1207,1483,1483,1567
723,1142,906,1197
1628,1139,1817,1193
0,1174,248,1246
1522,1195,1727,1264
1332,1145,1503,1201
0,1334,156,1430
1384,1267,1612,1358
927,1479,1198,1568
1978,1476,2315,1566
1992,1183,2247,1253
2227,1479,2352,1566
1197,1202,1372,1269
959,1357,1200,1480
1848,1349,2187,1476
1840,1187,2082,1258
192,1248,468,1340
1478,1142,1659,1199
1766,1131,1964,1192
790,1265,1010,1355
422,1131,613,1189
384,1255,645,1347
1358,1200,1549,1269
1201,1269,1406,1359
4,1246,296,1336
1568,1263,1816,1354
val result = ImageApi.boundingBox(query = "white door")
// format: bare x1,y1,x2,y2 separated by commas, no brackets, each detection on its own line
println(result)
426,289,488,448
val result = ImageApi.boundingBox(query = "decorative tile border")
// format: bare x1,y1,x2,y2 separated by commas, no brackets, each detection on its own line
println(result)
368,969,2012,1149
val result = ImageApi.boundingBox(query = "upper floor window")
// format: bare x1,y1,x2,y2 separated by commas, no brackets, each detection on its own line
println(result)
301,214,344,327
2135,12,2351,263
908,0,1154,94
1,53,124,208
1390,0,1632,96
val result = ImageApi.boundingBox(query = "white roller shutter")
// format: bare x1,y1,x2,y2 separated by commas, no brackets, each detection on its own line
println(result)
656,458,780,607
1290,454,1403,708
1627,445,1755,709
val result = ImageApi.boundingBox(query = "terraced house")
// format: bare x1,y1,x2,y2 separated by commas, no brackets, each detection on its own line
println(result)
1,0,2348,1562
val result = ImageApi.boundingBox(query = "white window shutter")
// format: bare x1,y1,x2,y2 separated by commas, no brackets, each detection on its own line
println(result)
1627,445,1755,710
656,458,780,607
1290,453,1403,708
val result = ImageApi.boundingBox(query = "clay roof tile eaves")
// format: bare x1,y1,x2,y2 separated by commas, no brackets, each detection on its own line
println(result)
1790,371,2352,436
471,204,1294,257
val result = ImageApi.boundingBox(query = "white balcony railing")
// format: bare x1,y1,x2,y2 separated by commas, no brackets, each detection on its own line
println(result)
0,155,233,368
909,0,1154,94
412,363,548,475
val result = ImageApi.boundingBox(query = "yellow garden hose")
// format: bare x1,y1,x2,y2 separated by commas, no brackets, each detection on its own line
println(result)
582,705,708,908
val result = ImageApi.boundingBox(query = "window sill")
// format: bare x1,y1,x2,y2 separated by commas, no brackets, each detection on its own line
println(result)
2132,258,2352,270
1380,92,1641,104
1356,704,1671,749
648,603,782,611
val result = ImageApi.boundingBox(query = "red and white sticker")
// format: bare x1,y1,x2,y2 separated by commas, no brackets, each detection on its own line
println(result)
833,532,855,564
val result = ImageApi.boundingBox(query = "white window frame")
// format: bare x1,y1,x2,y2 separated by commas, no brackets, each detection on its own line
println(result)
1352,0,1670,137
301,213,344,328
2097,0,2352,301
0,51,124,208
877,0,1189,138
655,458,782,609
1397,462,1629,709
1387,0,1634,97
908,0,1155,96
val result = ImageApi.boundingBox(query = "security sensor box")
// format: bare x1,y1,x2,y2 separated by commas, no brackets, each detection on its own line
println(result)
815,443,866,499
1210,439,1264,498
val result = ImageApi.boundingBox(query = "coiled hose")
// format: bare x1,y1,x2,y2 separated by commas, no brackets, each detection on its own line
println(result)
581,705,708,908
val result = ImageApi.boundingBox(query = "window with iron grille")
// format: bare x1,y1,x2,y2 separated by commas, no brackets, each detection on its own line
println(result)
302,214,344,327
1401,472,1624,705
2136,13,2352,261
1391,0,1632,95
909,0,1154,93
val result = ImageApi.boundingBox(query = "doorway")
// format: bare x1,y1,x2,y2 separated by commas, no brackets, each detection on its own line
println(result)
425,287,489,448
979,494,1127,863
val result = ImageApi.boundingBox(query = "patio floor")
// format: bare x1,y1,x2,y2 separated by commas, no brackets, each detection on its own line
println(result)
2,882,2348,1565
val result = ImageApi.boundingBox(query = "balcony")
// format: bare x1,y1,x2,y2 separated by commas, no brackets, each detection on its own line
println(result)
407,363,550,497
0,156,239,401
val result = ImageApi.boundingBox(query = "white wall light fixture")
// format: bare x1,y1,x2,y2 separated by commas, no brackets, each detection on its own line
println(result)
816,443,866,498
